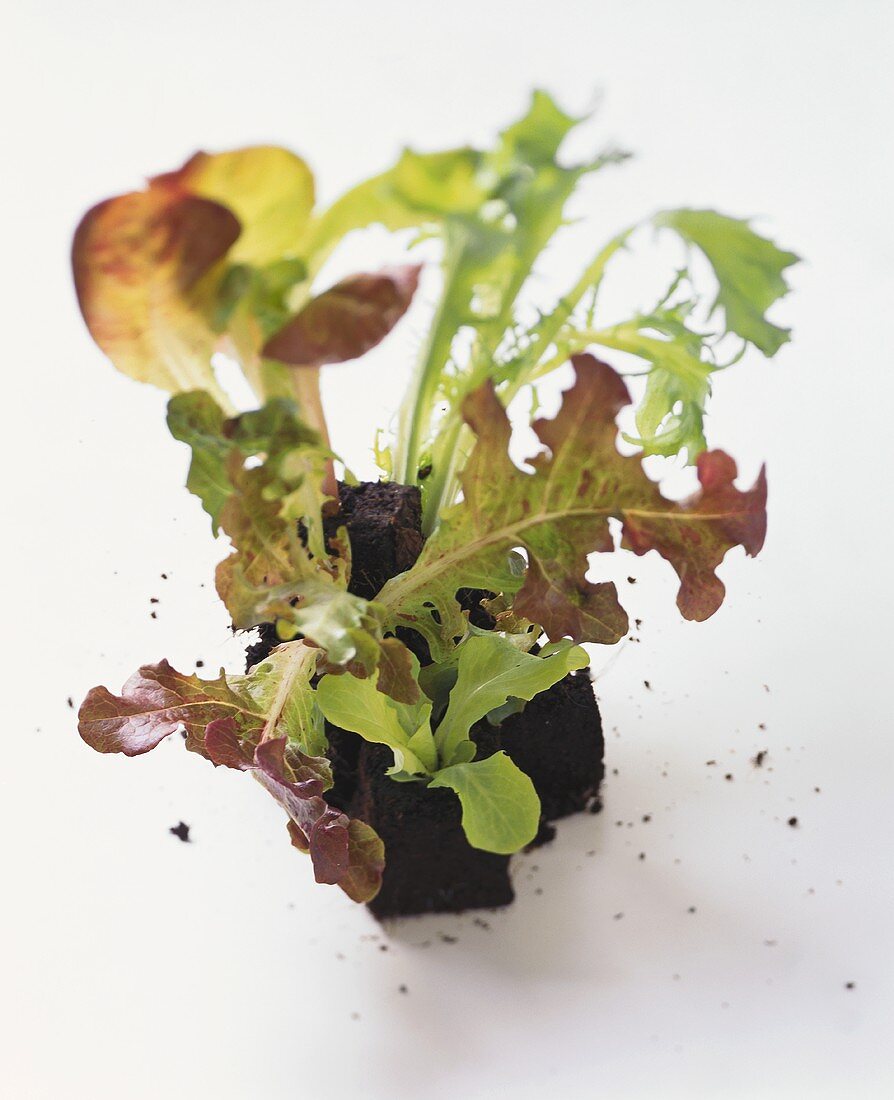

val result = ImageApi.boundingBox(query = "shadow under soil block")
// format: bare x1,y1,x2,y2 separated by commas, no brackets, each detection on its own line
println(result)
245,480,606,917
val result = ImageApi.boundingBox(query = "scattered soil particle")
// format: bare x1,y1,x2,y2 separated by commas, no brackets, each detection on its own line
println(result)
196,659,204,668
169,821,191,842
150,611,157,619
66,697,74,708
399,984,408,994
845,982,856,990
379,944,388,952
149,597,159,604
764,940,777,947
473,917,491,930
706,760,717,766
758,722,766,730
534,887,543,896
642,814,651,823
440,934,457,944
613,912,624,920
814,787,821,793
687,906,697,914
725,773,734,781
627,576,636,584
643,680,651,690
161,573,168,579
788,817,799,828
638,852,646,861
635,618,642,628
752,750,768,768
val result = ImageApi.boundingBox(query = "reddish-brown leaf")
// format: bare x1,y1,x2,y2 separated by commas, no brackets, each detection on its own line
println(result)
263,265,421,367
72,189,239,396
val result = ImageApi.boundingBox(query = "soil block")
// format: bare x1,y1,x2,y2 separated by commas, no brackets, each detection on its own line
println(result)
244,480,605,918
355,729,514,919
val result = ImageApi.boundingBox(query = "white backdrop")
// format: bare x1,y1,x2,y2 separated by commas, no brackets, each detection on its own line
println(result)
2,2,893,1098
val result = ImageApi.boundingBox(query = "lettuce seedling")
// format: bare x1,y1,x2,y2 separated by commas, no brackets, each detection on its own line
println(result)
73,92,796,903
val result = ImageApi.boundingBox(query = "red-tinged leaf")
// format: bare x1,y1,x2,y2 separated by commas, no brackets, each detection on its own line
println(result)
513,565,628,644
78,660,245,757
254,737,384,901
262,265,421,367
376,637,422,704
72,189,240,398
379,355,768,655
307,811,352,883
622,451,767,621
79,643,324,759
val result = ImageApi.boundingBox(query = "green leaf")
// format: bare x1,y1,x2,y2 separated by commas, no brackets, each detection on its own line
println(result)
166,392,233,533
654,209,799,356
578,297,715,461
429,751,540,854
316,658,436,775
435,634,589,764
391,89,630,502
157,146,315,265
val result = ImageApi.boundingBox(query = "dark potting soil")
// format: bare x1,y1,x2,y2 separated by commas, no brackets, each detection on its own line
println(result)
243,480,605,917
356,728,514,919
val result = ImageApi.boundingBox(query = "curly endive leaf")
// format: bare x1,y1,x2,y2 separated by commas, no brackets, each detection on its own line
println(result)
379,355,766,657
72,188,239,404
654,208,799,356
78,641,325,758
263,265,421,367
576,296,714,461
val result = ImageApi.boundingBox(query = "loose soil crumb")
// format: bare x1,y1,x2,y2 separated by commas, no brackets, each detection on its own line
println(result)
169,821,191,842
845,982,856,990
752,750,768,768
399,984,408,994
196,659,204,668
788,817,799,828
66,697,73,708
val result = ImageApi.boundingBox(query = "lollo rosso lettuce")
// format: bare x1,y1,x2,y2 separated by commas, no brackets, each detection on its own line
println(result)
71,91,796,905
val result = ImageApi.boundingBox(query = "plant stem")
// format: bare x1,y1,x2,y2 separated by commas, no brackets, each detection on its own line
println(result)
288,367,337,496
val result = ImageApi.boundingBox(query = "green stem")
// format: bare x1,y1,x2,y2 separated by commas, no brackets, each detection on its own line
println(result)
392,236,466,485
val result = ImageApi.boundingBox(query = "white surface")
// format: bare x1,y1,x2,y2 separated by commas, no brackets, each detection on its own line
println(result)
3,2,893,1098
